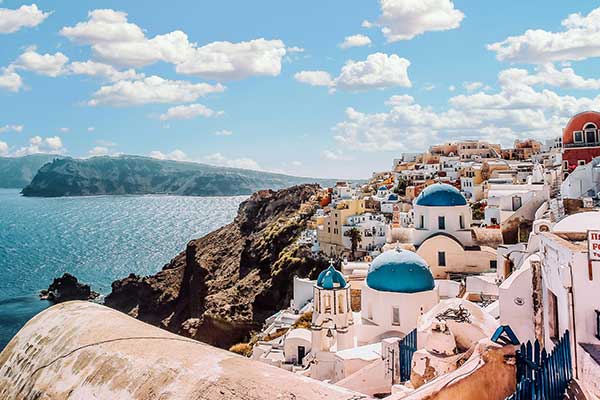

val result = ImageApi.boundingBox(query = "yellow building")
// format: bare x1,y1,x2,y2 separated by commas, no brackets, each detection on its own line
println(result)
317,198,366,257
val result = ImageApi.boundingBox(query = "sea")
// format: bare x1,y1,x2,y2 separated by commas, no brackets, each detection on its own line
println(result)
0,189,245,350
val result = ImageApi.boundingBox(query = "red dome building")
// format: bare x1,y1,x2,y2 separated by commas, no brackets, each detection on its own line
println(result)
562,111,600,173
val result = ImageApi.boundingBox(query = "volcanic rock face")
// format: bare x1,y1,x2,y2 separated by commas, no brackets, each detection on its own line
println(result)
39,273,99,303
105,184,328,348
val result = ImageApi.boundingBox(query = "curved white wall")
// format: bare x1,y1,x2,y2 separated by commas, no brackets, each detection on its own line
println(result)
360,285,438,342
413,204,473,246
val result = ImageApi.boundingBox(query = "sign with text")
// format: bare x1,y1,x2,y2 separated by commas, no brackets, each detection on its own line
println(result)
588,230,600,261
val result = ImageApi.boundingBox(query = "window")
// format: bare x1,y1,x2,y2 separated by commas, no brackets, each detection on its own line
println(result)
368,303,373,320
578,160,586,166
548,290,559,342
324,294,331,313
573,131,584,143
459,215,465,229
338,293,344,314
419,215,424,229
328,227,331,233
438,216,446,230
490,260,497,269
563,160,569,170
392,307,400,325
438,251,446,267
512,196,522,211
584,123,597,143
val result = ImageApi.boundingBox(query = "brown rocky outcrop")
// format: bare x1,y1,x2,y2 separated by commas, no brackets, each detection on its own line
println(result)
104,184,329,349
39,273,99,303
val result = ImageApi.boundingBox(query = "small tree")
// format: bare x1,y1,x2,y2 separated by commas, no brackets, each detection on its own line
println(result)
348,227,362,260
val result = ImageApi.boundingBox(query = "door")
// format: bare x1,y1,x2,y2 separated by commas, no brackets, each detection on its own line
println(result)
297,346,306,365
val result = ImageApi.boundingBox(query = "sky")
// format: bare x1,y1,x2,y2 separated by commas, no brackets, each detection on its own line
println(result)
2,1,600,179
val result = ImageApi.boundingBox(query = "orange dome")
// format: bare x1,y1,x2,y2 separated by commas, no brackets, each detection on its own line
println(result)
562,111,600,145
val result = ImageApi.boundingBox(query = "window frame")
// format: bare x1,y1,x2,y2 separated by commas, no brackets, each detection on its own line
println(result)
573,130,584,143
438,251,446,267
392,306,400,326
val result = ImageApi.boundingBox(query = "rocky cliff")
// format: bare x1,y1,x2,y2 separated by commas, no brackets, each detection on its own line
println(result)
105,184,328,348
21,155,341,197
0,154,59,188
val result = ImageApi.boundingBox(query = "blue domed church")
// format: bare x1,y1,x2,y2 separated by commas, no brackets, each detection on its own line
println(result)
360,248,438,343
407,183,498,279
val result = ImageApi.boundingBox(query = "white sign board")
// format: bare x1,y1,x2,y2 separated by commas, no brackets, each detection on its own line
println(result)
588,230,600,261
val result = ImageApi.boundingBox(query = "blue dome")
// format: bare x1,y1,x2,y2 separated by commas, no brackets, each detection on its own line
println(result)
317,264,347,289
366,249,434,293
415,183,467,207
378,186,388,191
388,193,399,201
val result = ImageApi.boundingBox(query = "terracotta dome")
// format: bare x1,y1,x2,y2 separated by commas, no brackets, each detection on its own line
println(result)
562,111,600,145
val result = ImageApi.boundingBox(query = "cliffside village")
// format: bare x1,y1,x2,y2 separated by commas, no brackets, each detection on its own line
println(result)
244,111,600,399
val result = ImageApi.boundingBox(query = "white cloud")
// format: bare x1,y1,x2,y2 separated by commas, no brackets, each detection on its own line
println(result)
499,63,600,90
322,150,352,161
203,152,261,170
69,61,143,82
296,53,411,91
59,127,69,133
0,140,7,155
12,49,69,77
87,126,95,132
88,146,110,156
0,68,22,92
339,34,371,49
423,83,435,91
12,135,65,156
88,75,225,106
366,0,464,42
294,70,334,87
291,160,302,166
44,136,62,149
448,85,456,92
214,129,233,136
0,124,23,133
335,53,411,90
159,103,223,121
488,7,600,63
332,67,600,152
148,149,189,162
463,81,483,92
0,4,50,34
287,46,304,53
60,9,288,80
175,39,287,80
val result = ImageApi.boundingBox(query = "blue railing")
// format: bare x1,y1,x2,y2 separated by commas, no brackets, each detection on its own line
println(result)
399,329,417,382
506,330,572,400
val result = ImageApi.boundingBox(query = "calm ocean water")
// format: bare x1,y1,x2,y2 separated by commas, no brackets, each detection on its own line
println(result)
0,189,245,350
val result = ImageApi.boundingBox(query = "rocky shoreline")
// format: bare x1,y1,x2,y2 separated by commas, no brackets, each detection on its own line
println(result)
39,273,99,303
103,184,329,349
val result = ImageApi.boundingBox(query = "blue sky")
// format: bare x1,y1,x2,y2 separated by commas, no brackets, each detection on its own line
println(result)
2,1,600,178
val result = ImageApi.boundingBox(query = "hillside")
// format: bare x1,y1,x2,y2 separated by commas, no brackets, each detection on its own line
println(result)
21,155,342,197
0,154,60,188
104,184,329,348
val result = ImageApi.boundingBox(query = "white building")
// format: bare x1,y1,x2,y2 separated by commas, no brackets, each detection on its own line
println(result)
561,156,600,200
342,213,387,253
359,249,439,344
484,182,549,227
498,211,600,397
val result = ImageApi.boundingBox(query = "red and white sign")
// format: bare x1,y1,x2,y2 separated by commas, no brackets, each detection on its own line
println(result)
588,230,600,261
